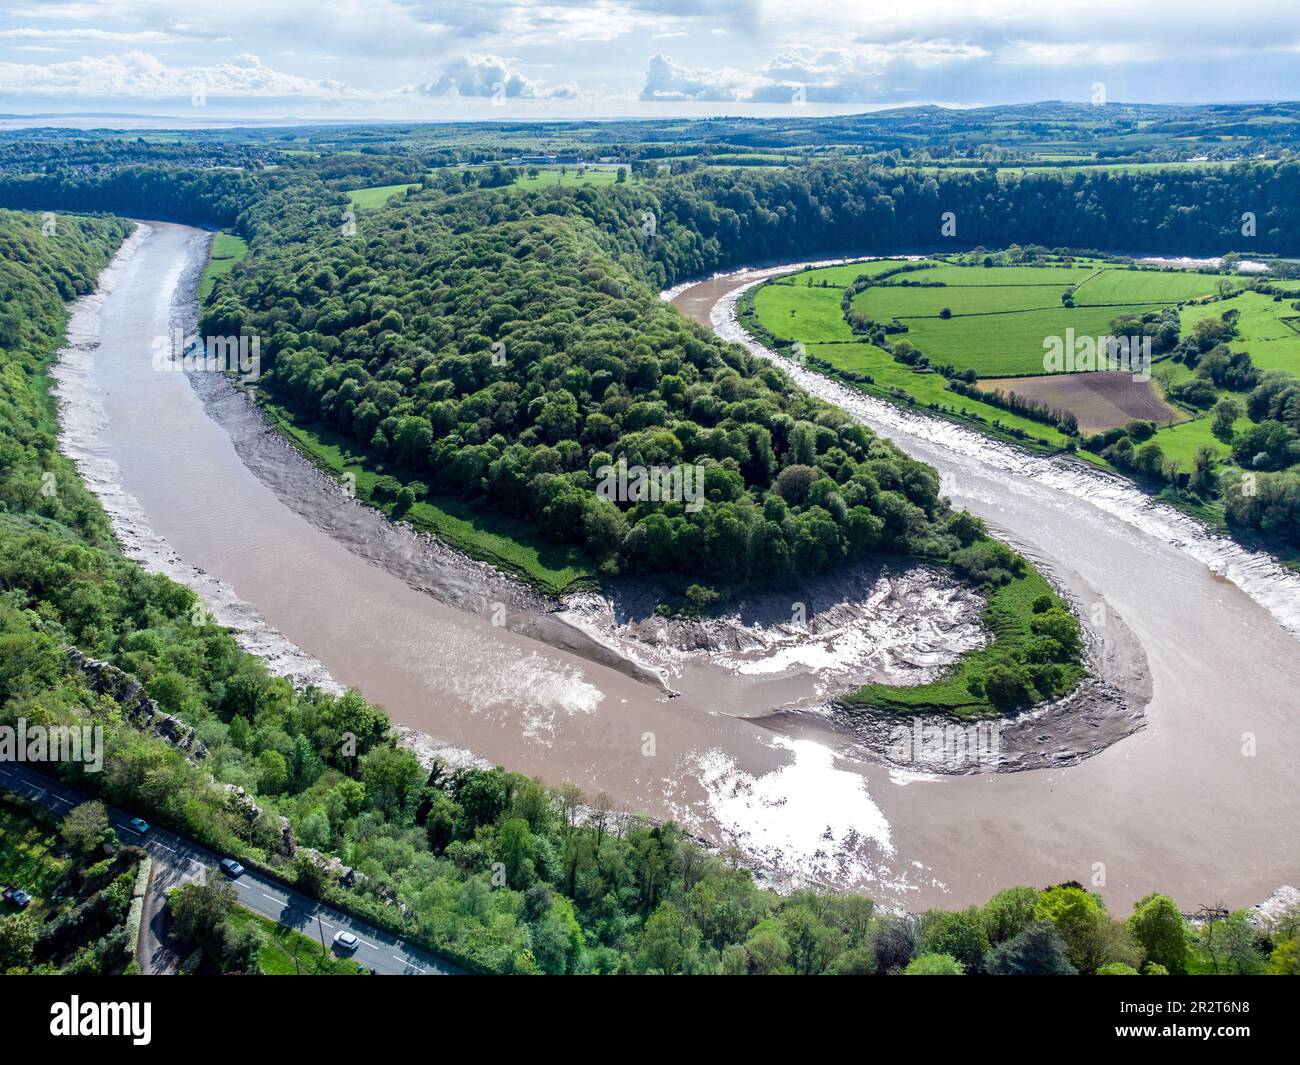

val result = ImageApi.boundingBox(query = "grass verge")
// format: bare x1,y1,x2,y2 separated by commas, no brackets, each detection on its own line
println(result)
225,906,366,976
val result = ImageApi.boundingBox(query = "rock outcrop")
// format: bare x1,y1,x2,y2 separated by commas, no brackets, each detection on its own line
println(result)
65,647,207,762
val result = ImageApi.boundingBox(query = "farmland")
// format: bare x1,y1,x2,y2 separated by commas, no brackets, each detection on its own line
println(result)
897,304,1168,376
751,254,1300,475
979,372,1180,437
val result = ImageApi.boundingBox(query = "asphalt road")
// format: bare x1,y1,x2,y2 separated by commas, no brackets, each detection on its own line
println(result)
0,763,467,976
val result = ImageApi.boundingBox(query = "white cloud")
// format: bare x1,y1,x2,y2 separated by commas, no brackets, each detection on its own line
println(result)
412,52,577,98
644,42,989,104
639,52,753,101
0,27,217,45
0,50,359,99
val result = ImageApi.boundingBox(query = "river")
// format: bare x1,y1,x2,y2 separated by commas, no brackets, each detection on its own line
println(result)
54,223,1300,912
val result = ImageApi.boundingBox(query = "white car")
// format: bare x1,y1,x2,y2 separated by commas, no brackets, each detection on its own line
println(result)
332,930,360,953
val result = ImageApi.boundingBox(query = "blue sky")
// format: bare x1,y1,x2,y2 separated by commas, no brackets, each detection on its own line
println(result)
0,0,1297,119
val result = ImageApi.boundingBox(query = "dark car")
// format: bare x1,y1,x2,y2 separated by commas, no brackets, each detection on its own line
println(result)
3,886,32,909
219,858,245,878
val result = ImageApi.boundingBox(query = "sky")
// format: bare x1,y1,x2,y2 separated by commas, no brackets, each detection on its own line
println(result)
0,0,1298,121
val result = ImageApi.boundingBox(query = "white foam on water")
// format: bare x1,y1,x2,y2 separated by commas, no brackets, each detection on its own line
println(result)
406,635,604,743
687,735,897,887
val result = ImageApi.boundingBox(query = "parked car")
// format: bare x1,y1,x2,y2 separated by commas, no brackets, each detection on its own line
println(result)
219,858,244,879
332,930,360,954
3,886,32,909
127,817,150,835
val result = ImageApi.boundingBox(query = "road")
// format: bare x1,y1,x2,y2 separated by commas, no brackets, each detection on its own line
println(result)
0,763,467,976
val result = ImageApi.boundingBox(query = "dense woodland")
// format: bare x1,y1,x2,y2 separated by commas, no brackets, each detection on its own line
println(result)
209,190,1007,597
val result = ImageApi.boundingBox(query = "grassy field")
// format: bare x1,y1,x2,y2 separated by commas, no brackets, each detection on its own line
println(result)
774,260,927,286
858,283,1066,317
753,283,856,341
1187,290,1300,372
345,183,421,209
806,341,1071,447
903,263,1100,287
1071,268,1242,305
896,304,1168,376
511,167,631,189
845,567,1083,717
198,231,249,302
224,906,365,976
261,403,597,595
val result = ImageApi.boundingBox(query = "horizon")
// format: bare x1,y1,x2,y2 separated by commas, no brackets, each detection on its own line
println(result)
4,98,1300,133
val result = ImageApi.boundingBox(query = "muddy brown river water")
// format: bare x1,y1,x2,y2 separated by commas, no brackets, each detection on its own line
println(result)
54,224,1300,911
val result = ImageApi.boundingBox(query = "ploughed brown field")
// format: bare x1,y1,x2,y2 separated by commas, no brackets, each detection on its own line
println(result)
976,371,1183,436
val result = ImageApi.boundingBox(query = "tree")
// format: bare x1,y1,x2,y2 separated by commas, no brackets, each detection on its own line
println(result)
61,800,110,855
637,902,699,974
496,817,536,889
455,767,509,831
531,895,584,975
1035,885,1107,973
168,871,236,951
220,921,264,973
743,918,791,975
1214,910,1267,975
919,907,990,971
981,885,1041,944
1212,396,1242,441
358,745,425,821
986,920,1077,975
871,913,918,973
0,911,38,972
1270,936,1300,975
903,952,964,974
1126,893,1188,974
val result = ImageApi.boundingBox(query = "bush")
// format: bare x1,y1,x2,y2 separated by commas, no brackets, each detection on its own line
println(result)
903,952,963,974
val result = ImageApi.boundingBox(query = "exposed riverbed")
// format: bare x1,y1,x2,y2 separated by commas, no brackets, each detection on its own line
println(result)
53,225,1300,911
